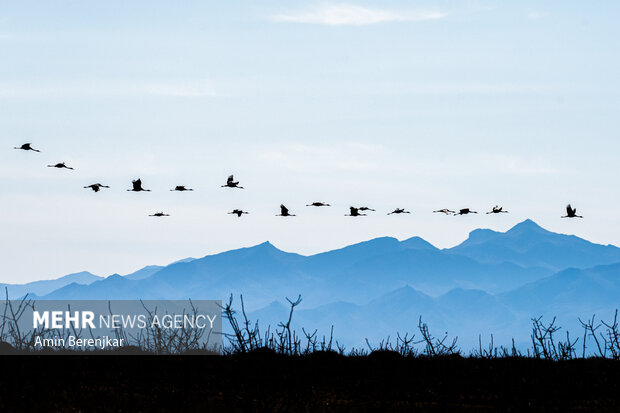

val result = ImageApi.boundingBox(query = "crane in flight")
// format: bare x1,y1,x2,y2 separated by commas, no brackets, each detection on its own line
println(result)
84,183,110,193
277,204,295,216
228,209,249,217
486,206,508,214
387,208,411,215
171,185,193,191
561,204,583,218
433,209,455,215
47,162,74,170
14,143,40,152
345,207,366,217
306,202,330,207
149,212,170,217
221,175,243,189
454,208,477,216
127,179,151,192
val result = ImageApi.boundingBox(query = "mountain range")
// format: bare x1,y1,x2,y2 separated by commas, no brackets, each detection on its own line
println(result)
4,219,619,350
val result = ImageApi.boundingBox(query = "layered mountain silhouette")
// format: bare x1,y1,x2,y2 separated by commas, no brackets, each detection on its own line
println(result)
448,219,620,271
1,271,102,299
7,219,620,349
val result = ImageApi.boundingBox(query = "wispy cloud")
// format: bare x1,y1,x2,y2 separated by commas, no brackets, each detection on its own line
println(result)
0,78,217,100
272,4,445,26
527,11,547,20
258,142,384,173
143,79,217,98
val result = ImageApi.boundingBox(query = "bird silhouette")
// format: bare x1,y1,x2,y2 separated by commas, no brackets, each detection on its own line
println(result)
358,206,375,212
228,209,249,217
455,208,477,216
149,212,170,217
277,204,295,216
561,204,583,218
487,206,508,214
127,179,151,192
306,202,330,207
171,185,193,191
14,143,40,152
84,183,110,193
221,175,243,189
345,207,366,217
47,162,74,170
388,208,411,215
433,209,455,215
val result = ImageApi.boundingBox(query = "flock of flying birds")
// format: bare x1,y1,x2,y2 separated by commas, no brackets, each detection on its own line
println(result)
14,142,584,219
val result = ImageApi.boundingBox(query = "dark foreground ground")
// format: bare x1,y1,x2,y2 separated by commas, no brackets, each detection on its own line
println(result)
1,351,619,412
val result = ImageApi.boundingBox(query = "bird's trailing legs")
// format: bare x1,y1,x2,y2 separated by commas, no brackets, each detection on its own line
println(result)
434,209,455,215
486,206,508,214
14,143,40,152
171,185,193,191
454,208,477,216
346,207,366,217
47,162,74,170
388,208,411,215
228,209,249,217
221,175,243,189
561,204,583,218
84,183,110,192
277,204,295,216
127,179,151,192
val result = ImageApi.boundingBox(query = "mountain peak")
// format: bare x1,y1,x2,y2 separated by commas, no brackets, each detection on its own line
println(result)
507,219,547,235
255,241,278,249
466,228,501,244
400,236,438,251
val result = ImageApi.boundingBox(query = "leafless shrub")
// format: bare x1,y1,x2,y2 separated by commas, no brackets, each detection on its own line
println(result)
580,310,620,359
601,310,620,359
474,334,497,358
531,316,578,360
417,316,460,357
220,294,263,353
364,332,418,357
0,289,52,350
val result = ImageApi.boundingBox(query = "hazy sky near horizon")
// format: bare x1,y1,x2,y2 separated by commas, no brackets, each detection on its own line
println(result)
1,1,619,283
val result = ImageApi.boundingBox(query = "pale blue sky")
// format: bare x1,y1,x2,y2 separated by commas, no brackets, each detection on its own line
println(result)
1,1,619,282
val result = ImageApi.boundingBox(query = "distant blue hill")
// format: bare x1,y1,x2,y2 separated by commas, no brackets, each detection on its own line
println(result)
116,265,164,280
499,262,620,317
0,271,103,299
447,219,620,271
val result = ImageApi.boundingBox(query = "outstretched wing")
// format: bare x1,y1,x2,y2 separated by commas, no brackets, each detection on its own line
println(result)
280,204,289,215
227,175,234,184
133,179,142,190
566,204,573,215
